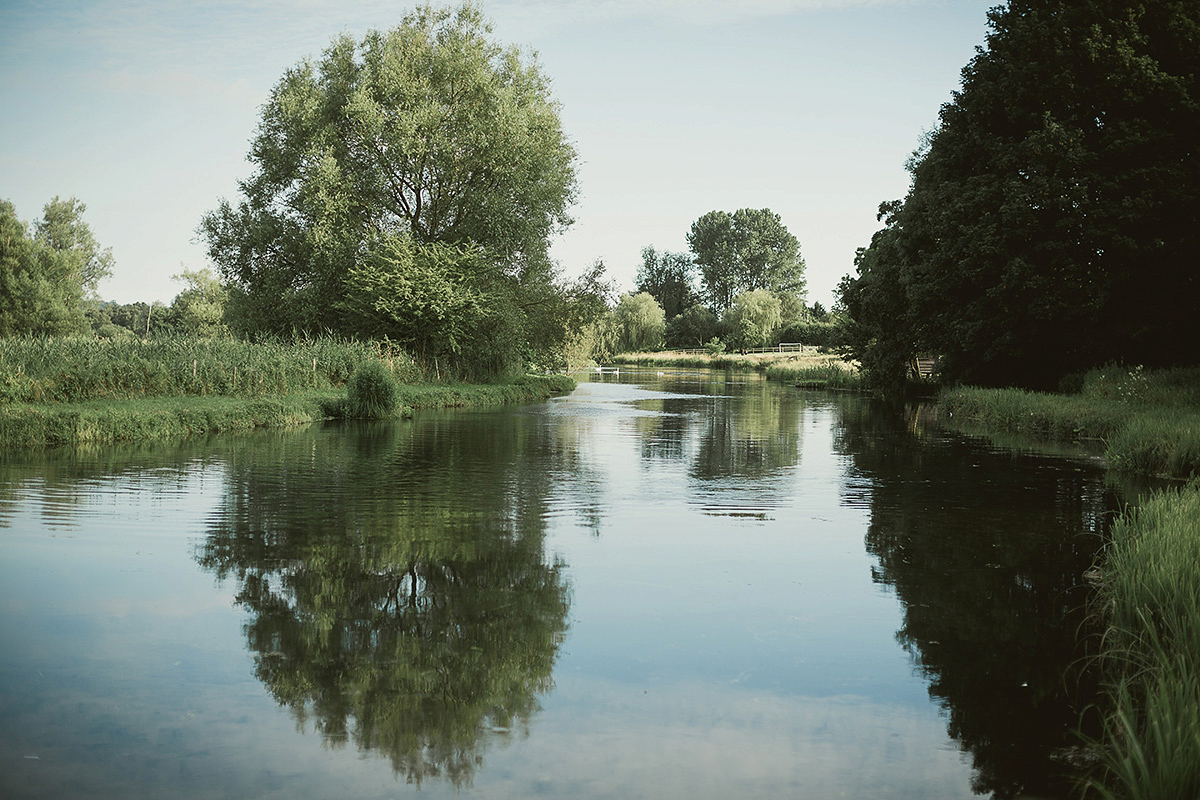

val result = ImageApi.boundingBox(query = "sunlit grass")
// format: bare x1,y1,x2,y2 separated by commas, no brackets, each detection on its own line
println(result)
0,334,422,403
610,350,864,389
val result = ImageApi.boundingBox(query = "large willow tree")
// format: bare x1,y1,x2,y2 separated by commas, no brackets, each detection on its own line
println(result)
840,0,1200,391
201,4,579,374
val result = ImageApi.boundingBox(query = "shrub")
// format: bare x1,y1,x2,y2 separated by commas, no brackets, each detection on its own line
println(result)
347,361,400,419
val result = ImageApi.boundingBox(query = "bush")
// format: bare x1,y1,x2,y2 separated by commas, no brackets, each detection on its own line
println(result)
347,361,400,419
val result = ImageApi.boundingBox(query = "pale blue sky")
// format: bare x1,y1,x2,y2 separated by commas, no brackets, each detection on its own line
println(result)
0,0,995,306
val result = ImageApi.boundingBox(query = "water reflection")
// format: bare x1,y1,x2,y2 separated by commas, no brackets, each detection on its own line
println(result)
193,418,571,787
835,401,1113,799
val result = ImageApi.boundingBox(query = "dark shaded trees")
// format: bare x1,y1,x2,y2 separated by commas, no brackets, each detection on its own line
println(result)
635,246,698,319
839,0,1200,390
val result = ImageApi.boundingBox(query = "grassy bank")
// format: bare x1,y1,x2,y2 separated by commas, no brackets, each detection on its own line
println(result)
933,365,1200,797
0,375,575,448
610,350,865,390
938,366,1200,480
1085,488,1200,800
0,336,575,448
0,334,423,403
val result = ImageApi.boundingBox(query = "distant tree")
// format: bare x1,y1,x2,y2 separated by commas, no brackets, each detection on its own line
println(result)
687,208,805,312
723,289,782,352
200,3,578,372
809,301,829,323
840,0,1200,390
665,303,721,349
0,197,111,336
635,246,697,319
609,292,666,353
35,197,113,300
169,268,228,337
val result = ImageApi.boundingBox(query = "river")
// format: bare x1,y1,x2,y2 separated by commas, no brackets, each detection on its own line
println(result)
0,368,1130,798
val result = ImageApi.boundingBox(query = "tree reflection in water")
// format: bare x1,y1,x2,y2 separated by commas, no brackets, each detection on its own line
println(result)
194,417,571,787
836,400,1117,799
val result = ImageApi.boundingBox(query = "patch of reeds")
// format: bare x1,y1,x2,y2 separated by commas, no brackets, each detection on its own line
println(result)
0,334,422,404
1105,409,1200,480
608,351,864,390
940,368,1200,480
1084,488,1200,799
938,386,1129,442
0,374,574,448
763,360,864,390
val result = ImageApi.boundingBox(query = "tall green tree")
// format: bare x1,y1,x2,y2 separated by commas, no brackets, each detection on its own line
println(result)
608,292,666,353
200,3,578,358
723,289,782,352
0,197,111,336
841,0,1200,390
687,208,805,312
635,245,697,319
168,267,228,337
665,303,721,349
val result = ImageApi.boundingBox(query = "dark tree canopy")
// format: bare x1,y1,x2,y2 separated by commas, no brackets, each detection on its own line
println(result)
200,3,579,369
635,246,697,319
840,0,1200,390
686,208,805,312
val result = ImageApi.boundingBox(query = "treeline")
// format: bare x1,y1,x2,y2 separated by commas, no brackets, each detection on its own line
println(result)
590,213,846,359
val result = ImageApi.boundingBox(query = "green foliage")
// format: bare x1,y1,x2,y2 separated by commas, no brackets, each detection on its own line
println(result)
609,292,666,353
704,337,726,357
939,365,1200,480
347,360,401,418
635,246,697,319
763,360,862,390
687,208,805,312
840,0,1200,391
201,2,578,359
1085,488,1200,800
0,198,109,336
168,267,228,337
665,303,721,349
723,289,782,351
0,335,421,404
778,320,846,350
34,196,113,298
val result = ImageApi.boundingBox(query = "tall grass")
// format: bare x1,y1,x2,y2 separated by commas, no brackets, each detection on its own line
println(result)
608,351,865,390
940,367,1200,480
0,335,422,404
763,360,864,390
1084,488,1200,799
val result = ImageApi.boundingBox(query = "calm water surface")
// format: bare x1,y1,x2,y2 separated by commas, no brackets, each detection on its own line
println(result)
1,369,1129,798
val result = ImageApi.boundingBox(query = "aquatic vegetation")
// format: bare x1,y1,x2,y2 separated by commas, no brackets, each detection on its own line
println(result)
0,334,421,404
347,361,401,419
1084,488,1200,799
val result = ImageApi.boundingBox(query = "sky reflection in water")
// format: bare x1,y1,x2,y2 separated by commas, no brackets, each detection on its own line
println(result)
0,369,1124,798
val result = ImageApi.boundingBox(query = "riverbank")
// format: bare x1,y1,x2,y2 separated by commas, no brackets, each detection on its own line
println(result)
0,335,575,448
934,365,1200,798
0,375,575,449
610,350,864,390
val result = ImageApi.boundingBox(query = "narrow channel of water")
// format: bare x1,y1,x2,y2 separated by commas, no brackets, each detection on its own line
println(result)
0,368,1132,798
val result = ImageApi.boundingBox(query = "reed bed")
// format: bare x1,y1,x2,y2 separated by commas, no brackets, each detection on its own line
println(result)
0,375,575,448
938,386,1129,442
610,350,864,389
1085,488,1200,799
940,367,1200,480
0,335,422,404
763,359,864,391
